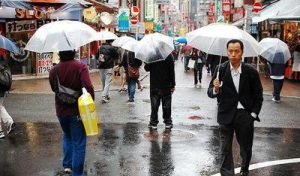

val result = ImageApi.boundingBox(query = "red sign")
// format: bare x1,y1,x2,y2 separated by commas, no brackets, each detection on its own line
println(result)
130,16,138,25
222,0,231,15
252,2,262,13
131,6,139,16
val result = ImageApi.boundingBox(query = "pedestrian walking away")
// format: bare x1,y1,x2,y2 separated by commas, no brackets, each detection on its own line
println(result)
0,59,15,139
207,39,263,176
49,50,95,176
120,50,142,103
96,39,118,103
191,48,205,86
268,52,286,103
144,54,176,130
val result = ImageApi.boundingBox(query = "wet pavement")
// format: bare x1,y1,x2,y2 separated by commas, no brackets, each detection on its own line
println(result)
1,61,300,176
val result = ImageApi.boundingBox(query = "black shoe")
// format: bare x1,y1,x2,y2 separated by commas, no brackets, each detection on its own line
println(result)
165,124,173,129
240,171,249,176
148,124,157,130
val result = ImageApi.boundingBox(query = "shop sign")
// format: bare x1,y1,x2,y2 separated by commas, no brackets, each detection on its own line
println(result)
215,0,222,22
155,0,170,4
15,7,55,19
118,8,130,32
208,3,215,24
145,0,154,20
6,19,52,33
222,0,231,15
10,40,30,63
36,53,53,75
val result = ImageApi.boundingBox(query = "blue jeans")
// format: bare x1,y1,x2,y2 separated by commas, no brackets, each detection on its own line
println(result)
58,115,86,176
184,56,190,71
127,79,137,101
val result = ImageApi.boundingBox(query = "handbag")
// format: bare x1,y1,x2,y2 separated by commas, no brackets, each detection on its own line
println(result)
188,59,195,69
53,65,81,104
127,52,140,80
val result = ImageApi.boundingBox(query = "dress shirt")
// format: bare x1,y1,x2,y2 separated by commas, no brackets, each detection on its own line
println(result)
230,63,245,109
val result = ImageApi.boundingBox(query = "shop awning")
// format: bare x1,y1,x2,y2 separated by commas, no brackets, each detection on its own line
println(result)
252,0,300,24
0,0,92,10
268,6,300,21
87,0,118,13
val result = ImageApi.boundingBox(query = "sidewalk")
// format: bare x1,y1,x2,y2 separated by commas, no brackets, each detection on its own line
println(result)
10,64,300,98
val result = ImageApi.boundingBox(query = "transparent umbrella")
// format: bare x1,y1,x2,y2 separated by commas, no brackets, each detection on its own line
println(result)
112,36,135,47
0,35,19,54
259,38,291,64
24,20,98,53
121,40,138,52
96,31,118,41
135,33,174,63
186,23,261,57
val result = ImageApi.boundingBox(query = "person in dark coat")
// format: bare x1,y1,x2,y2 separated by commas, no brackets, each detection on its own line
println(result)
269,52,286,103
144,54,176,130
49,50,94,176
207,39,263,176
120,50,142,102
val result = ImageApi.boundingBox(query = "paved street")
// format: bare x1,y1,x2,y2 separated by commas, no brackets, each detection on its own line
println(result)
1,61,300,176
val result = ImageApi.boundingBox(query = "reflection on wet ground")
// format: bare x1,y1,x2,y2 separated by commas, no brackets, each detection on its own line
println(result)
0,123,299,176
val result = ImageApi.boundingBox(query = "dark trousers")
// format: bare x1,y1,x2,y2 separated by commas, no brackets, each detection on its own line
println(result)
194,63,203,84
272,79,284,100
219,109,254,176
149,88,172,126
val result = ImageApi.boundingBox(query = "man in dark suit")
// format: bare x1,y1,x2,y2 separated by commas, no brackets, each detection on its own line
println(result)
207,39,263,176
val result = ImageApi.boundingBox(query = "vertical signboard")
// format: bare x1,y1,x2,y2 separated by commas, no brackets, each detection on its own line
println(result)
222,0,231,15
215,0,222,21
145,0,154,20
36,53,53,75
118,8,130,32
208,3,215,24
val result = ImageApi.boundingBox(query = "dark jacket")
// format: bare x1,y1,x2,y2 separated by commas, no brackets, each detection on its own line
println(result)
49,60,94,117
97,43,118,69
269,63,286,76
144,54,176,89
207,61,263,125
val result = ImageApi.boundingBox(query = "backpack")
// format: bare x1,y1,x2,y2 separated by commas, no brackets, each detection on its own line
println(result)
0,64,12,91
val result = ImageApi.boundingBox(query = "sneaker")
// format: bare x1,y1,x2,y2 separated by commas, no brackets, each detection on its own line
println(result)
272,97,280,103
7,122,15,135
101,97,109,103
148,124,157,130
0,131,5,139
127,99,134,103
165,124,173,129
64,168,72,174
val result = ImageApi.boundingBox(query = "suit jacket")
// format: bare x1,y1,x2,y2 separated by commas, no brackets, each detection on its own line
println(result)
207,61,263,125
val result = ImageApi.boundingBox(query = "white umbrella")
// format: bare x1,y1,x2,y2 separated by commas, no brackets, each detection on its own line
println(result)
135,33,174,63
96,31,118,41
259,38,291,64
122,40,138,52
24,20,98,53
112,36,135,47
186,23,261,57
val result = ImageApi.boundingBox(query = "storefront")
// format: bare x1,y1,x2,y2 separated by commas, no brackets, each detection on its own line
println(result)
0,5,83,76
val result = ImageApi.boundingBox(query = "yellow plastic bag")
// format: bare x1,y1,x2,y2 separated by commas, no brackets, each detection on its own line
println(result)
78,88,99,136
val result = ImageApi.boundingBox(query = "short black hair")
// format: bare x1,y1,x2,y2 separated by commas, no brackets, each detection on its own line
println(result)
59,50,76,61
226,39,244,51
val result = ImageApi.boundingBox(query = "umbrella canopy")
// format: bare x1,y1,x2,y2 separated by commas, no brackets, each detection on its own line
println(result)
0,35,19,54
186,23,261,57
176,37,187,43
96,31,118,41
112,36,135,47
24,20,98,53
121,40,138,52
259,38,291,64
135,33,174,63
